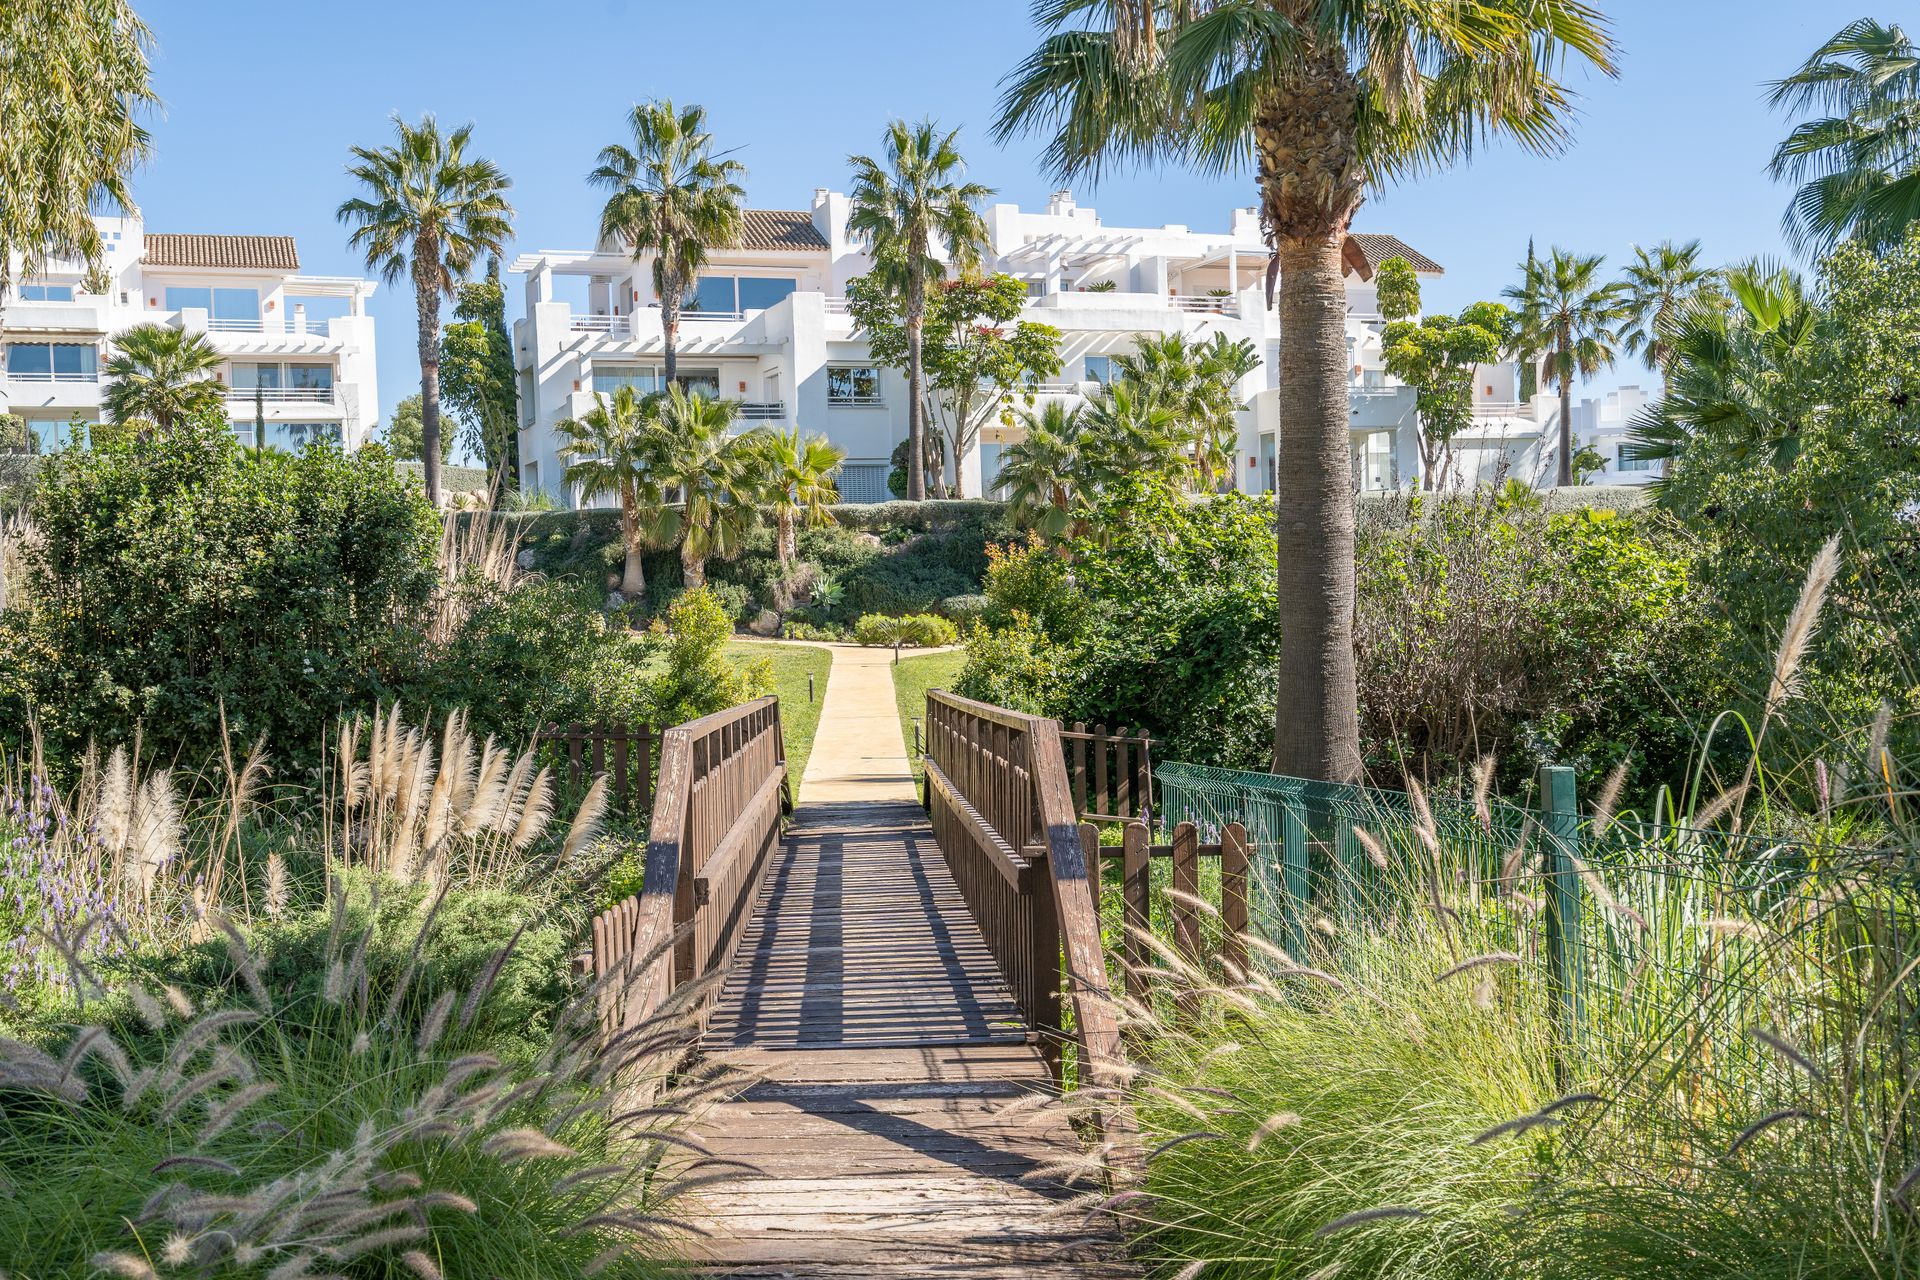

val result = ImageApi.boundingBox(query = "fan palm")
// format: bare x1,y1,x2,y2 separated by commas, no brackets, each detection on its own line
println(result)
1078,378,1191,491
0,0,154,310
998,400,1089,539
1505,249,1627,487
554,386,675,597
653,387,764,588
1769,19,1920,256
758,428,846,567
995,0,1616,782
101,325,224,431
1113,331,1259,491
338,115,514,505
590,101,746,388
1626,261,1822,479
1619,239,1726,397
847,120,994,501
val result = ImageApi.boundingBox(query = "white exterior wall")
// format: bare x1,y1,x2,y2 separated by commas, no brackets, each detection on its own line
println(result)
511,189,1444,506
0,214,379,450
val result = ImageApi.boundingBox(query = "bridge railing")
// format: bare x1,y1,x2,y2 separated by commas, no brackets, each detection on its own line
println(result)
923,690,1134,1160
587,696,788,1043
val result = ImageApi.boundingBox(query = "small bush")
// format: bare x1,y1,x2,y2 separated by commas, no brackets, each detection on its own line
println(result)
853,613,956,648
854,614,902,646
939,593,990,625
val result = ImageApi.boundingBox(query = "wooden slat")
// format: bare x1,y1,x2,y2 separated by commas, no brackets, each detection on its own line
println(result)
1121,821,1150,1005
1171,820,1200,960
1222,821,1249,978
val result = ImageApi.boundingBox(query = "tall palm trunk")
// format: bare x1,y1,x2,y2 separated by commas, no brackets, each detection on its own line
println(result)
1260,56,1365,786
661,284,681,388
618,485,646,596
777,510,797,566
1555,324,1573,487
413,234,445,505
905,266,928,501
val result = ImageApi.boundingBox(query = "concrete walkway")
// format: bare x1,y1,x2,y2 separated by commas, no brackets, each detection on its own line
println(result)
798,643,918,807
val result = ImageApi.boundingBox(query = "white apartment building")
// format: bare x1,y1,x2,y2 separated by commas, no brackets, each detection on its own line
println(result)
509,189,1444,504
0,215,379,451
1447,369,1662,490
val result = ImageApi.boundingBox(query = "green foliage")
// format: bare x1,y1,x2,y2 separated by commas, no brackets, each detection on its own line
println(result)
384,391,449,464
1383,302,1512,486
939,593,990,626
853,613,957,648
0,413,32,454
645,586,772,727
1374,253,1421,321
1,413,440,767
101,323,225,430
441,259,519,482
1653,230,1920,768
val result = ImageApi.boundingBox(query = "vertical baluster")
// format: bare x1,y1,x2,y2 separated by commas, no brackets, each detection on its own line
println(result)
1094,725,1110,820
1122,821,1150,1005
1115,728,1132,818
1172,820,1200,962
1221,822,1249,979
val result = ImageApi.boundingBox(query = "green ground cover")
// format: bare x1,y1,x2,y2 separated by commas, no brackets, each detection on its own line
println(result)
726,639,833,786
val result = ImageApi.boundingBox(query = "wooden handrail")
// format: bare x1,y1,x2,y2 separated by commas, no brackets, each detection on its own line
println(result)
924,690,1137,1170
588,696,787,1043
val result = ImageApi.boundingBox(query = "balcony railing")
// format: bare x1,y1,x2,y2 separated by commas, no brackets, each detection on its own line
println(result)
570,314,633,335
681,309,744,323
829,395,885,409
4,370,98,383
1471,401,1532,418
224,386,335,404
738,401,786,421
206,318,265,333
824,297,853,315
1171,295,1236,315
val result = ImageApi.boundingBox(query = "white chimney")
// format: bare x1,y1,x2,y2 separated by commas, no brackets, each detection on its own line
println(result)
1047,189,1076,217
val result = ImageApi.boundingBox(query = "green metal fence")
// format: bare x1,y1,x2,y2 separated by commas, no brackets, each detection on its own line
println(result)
1156,759,1920,1154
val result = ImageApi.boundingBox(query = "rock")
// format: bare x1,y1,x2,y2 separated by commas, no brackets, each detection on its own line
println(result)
516,549,537,569
749,609,782,637
606,591,626,610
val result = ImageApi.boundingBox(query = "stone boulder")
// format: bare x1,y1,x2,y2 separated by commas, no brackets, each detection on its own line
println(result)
748,609,782,637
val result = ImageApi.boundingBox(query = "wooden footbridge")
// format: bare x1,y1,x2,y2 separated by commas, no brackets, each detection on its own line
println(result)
585,645,1244,1277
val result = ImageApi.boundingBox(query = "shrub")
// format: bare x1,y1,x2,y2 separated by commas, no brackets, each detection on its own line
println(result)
645,586,772,727
939,593,990,625
2,414,440,769
852,613,957,648
854,614,902,647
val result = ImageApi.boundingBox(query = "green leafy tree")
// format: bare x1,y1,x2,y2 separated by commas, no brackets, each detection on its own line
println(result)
654,387,765,588
0,0,154,308
384,393,452,466
1619,239,1726,396
590,100,745,388
1373,255,1421,321
101,324,224,431
847,120,994,502
1382,302,1512,490
995,0,1616,783
847,272,1061,496
0,414,31,454
554,386,675,597
757,428,845,568
440,257,519,487
1111,331,1260,492
1769,19,1920,256
1506,250,1627,487
339,115,514,505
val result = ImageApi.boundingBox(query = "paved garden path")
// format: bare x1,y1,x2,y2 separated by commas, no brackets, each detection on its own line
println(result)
689,643,1136,1278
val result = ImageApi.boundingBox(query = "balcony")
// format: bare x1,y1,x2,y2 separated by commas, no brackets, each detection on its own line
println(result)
1170,294,1237,316
570,314,631,336
3,370,98,384
829,395,886,410
224,386,335,405
738,401,785,421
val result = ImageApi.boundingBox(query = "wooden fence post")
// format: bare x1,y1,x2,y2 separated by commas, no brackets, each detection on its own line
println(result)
1121,821,1151,1004
1537,763,1583,1088
1221,822,1249,980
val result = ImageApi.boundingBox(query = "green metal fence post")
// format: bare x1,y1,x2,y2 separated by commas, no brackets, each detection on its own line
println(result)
1537,763,1583,1088
1281,802,1309,958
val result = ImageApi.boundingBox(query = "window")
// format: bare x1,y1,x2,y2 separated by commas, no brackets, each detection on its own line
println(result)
519,372,536,426
231,363,281,391
828,366,882,404
835,461,890,503
287,364,333,392
685,275,797,316
1083,355,1112,385
1617,445,1655,473
5,342,96,381
978,441,1005,496
229,421,342,451
231,362,334,399
18,283,75,302
592,365,661,396
165,286,260,326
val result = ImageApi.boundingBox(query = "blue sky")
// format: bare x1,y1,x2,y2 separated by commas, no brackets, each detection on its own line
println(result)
137,0,1910,459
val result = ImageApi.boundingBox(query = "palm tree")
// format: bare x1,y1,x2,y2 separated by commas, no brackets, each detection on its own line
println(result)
998,400,1089,539
1113,331,1260,491
1619,240,1725,397
338,115,514,505
1077,380,1189,490
758,428,845,567
101,324,224,430
554,386,675,597
996,1,1616,783
1769,19,1920,256
0,0,154,311
1627,261,1821,477
654,387,764,588
847,120,994,502
590,101,746,389
1506,250,1627,487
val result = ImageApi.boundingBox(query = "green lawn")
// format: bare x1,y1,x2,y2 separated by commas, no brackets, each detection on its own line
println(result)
725,639,833,785
890,649,967,780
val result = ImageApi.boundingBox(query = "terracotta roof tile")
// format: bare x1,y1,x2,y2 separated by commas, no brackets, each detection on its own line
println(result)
734,210,829,253
142,234,300,271
1348,233,1443,275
